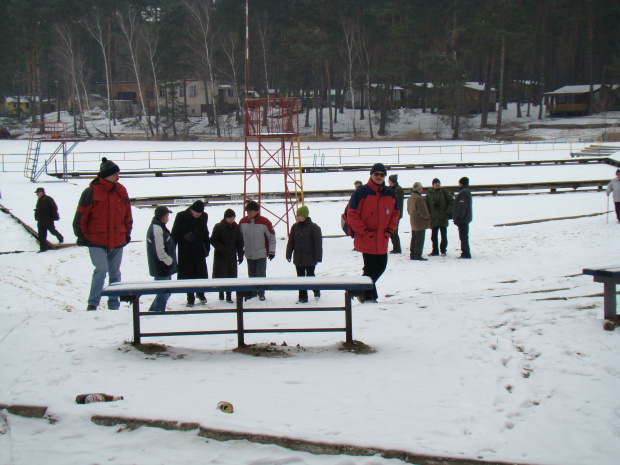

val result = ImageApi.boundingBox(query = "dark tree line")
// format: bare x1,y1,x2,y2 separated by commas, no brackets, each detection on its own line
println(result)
1,0,619,139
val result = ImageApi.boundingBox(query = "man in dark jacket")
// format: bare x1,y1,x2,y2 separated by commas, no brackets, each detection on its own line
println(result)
146,206,177,312
424,178,454,256
171,200,211,307
73,158,133,311
387,174,404,254
286,205,323,303
210,209,244,303
452,176,473,259
348,163,400,303
34,187,63,252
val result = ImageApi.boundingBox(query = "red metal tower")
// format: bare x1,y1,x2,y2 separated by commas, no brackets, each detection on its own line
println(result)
243,97,304,233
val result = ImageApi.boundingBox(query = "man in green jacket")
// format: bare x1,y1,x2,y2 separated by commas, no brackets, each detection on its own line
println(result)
388,174,404,254
424,178,454,256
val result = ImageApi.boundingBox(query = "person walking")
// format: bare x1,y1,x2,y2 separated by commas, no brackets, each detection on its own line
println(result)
171,200,211,307
424,178,454,256
210,209,244,303
347,163,400,303
146,206,177,312
453,177,473,259
239,201,276,301
34,187,63,252
73,158,133,311
407,182,430,261
286,205,323,303
388,174,404,254
606,168,620,223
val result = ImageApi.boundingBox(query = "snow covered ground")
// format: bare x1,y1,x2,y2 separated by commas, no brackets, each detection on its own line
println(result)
0,138,619,465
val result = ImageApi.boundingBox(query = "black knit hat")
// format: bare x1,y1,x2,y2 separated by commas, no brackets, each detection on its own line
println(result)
388,174,398,183
99,157,120,178
191,200,205,213
245,200,260,212
224,208,236,218
459,177,469,187
370,163,387,175
432,178,441,185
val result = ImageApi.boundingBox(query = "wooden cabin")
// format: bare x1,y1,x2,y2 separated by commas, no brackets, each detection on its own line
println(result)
544,85,619,116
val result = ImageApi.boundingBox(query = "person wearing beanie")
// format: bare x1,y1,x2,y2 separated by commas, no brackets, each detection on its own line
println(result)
286,205,323,303
34,187,63,252
171,200,211,307
146,206,177,312
346,161,400,303
407,182,430,261
453,177,473,259
424,178,454,256
73,158,132,310
606,169,620,223
210,209,244,303
239,200,276,301
387,174,404,254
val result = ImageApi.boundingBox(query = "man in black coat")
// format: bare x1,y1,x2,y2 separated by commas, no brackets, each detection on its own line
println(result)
34,187,63,252
210,209,244,303
171,200,211,307
452,177,473,259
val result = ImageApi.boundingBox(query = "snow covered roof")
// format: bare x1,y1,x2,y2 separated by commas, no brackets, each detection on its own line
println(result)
545,85,603,95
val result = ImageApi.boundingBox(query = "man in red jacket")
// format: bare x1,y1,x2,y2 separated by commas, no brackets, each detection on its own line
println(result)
73,158,133,311
347,163,400,303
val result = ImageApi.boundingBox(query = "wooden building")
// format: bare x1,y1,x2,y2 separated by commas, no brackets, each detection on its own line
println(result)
544,85,619,116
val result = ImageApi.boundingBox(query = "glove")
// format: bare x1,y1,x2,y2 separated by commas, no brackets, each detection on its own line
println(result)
237,257,244,265
125,235,131,246
76,236,86,246
268,253,275,261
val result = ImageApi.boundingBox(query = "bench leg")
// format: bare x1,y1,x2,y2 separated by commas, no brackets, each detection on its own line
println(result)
603,282,617,320
345,291,353,343
236,292,245,347
131,296,141,345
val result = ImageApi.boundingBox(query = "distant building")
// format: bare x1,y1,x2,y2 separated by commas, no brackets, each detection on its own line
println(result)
405,82,496,114
544,84,619,116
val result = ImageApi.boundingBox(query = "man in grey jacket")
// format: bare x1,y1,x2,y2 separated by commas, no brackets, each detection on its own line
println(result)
607,169,620,223
239,201,276,301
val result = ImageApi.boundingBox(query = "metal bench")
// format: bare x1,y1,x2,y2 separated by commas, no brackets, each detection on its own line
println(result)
101,276,374,347
582,266,620,319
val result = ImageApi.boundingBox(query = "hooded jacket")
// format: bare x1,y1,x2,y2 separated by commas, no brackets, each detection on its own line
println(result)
146,217,177,278
347,179,400,255
286,217,323,266
424,187,454,228
73,176,133,249
239,213,276,260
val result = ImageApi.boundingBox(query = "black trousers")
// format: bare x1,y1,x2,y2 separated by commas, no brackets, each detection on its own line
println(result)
457,223,471,258
430,226,448,254
362,253,388,301
390,220,402,253
296,265,319,300
37,221,63,251
409,230,426,258
614,201,620,222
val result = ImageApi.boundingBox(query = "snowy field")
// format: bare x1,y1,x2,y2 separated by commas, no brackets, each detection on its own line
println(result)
0,140,619,465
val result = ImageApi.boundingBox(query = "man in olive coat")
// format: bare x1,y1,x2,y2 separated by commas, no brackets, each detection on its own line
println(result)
424,178,454,256
171,200,211,307
34,187,63,252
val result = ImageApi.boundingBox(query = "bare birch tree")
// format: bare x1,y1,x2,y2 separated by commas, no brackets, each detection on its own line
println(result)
219,34,243,124
341,19,359,136
184,0,220,137
141,24,161,136
116,7,153,138
82,9,113,137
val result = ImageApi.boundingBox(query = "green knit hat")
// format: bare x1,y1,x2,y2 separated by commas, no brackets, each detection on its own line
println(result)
296,205,309,218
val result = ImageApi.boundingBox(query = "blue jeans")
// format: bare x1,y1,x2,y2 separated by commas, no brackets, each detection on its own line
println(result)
88,246,123,309
247,258,267,298
148,276,171,312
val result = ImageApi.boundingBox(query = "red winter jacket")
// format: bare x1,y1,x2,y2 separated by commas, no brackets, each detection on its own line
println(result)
347,179,400,255
73,176,133,249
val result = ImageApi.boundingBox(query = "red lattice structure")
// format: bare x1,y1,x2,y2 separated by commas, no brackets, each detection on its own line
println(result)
244,97,304,233
24,122,84,182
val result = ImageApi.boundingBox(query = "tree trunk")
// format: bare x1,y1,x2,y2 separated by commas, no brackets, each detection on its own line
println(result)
495,35,505,135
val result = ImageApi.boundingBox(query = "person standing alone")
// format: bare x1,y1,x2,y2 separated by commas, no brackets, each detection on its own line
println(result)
453,177,473,259
607,169,620,223
73,158,133,311
34,187,63,252
425,178,454,256
146,206,177,312
347,163,400,303
171,200,211,307
387,174,404,254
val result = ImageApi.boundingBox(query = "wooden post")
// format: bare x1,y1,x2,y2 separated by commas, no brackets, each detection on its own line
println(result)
132,296,141,345
344,291,353,343
236,291,245,347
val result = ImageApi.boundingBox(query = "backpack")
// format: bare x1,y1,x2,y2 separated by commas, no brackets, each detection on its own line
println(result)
341,204,355,237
